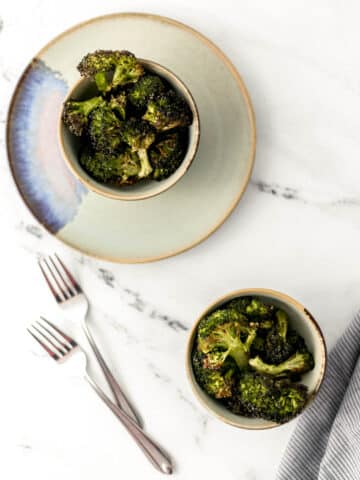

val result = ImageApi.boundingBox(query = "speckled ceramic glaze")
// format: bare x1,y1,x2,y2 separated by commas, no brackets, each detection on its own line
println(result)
186,289,327,430
7,13,256,263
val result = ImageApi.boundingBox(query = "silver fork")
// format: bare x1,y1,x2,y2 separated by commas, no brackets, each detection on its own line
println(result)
27,317,173,474
38,254,140,426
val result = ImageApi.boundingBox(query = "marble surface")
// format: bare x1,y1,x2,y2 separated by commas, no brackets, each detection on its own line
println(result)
2,1,360,479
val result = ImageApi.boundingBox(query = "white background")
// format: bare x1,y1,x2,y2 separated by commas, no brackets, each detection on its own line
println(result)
1,1,360,479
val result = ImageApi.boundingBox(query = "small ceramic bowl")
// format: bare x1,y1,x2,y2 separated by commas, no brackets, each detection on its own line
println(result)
58,59,200,201
186,288,327,430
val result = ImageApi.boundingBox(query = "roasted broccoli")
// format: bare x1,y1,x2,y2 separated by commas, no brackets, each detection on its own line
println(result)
249,351,314,377
109,92,127,120
77,50,144,92
226,297,252,314
227,297,274,326
191,295,315,424
79,146,140,184
63,51,193,186
245,298,275,319
149,131,186,180
227,372,308,423
263,310,305,364
197,308,257,370
62,96,105,136
250,335,266,358
87,105,123,154
121,118,156,178
128,74,165,109
192,351,236,399
143,90,192,131
197,308,245,339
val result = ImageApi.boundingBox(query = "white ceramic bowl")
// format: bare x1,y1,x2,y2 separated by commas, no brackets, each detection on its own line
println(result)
59,59,200,201
186,288,327,430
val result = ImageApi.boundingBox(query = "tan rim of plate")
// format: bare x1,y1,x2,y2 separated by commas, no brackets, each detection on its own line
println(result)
6,12,256,263
185,288,327,430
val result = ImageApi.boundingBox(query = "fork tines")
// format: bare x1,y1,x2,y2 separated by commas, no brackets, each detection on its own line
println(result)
27,317,78,361
38,254,82,303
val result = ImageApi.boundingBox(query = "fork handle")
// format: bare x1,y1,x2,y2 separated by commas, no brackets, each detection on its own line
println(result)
85,373,173,475
82,321,142,426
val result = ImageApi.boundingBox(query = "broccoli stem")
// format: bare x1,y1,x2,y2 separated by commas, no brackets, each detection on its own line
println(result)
276,310,288,340
228,329,257,369
249,351,314,376
94,71,110,92
80,96,105,115
137,150,153,178
245,329,257,350
230,346,250,370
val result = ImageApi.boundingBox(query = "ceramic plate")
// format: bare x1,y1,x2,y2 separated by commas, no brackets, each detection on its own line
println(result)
7,13,256,263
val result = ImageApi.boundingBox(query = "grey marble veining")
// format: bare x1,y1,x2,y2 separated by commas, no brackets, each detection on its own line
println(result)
96,267,189,331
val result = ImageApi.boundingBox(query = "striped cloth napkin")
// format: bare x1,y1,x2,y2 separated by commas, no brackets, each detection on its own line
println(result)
277,312,360,480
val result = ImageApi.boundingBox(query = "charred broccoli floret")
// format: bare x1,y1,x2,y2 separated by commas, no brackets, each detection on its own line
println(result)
121,118,156,178
109,92,127,120
227,372,308,423
87,105,123,154
79,146,140,184
62,96,105,136
143,90,192,131
250,335,266,358
226,297,274,328
149,131,186,180
122,118,156,151
192,351,236,399
197,308,257,370
226,297,252,314
249,351,314,377
197,308,247,340
77,50,144,92
245,298,275,319
263,310,305,364
128,75,165,109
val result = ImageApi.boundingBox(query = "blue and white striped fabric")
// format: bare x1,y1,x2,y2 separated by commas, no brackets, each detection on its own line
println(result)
277,312,360,480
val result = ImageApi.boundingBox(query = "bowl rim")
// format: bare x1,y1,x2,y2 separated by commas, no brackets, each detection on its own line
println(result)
185,287,327,430
58,57,201,201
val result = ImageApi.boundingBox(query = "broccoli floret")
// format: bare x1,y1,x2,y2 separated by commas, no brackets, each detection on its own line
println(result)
201,350,231,370
249,351,314,377
226,297,252,314
77,50,144,92
192,351,236,399
245,298,275,319
227,296,274,325
128,74,165,109
79,146,140,184
263,310,306,364
250,335,266,358
87,105,123,154
227,372,308,423
149,131,186,180
62,96,105,136
121,118,156,179
197,308,248,339
197,310,257,370
109,92,127,120
143,90,192,131
122,118,156,151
